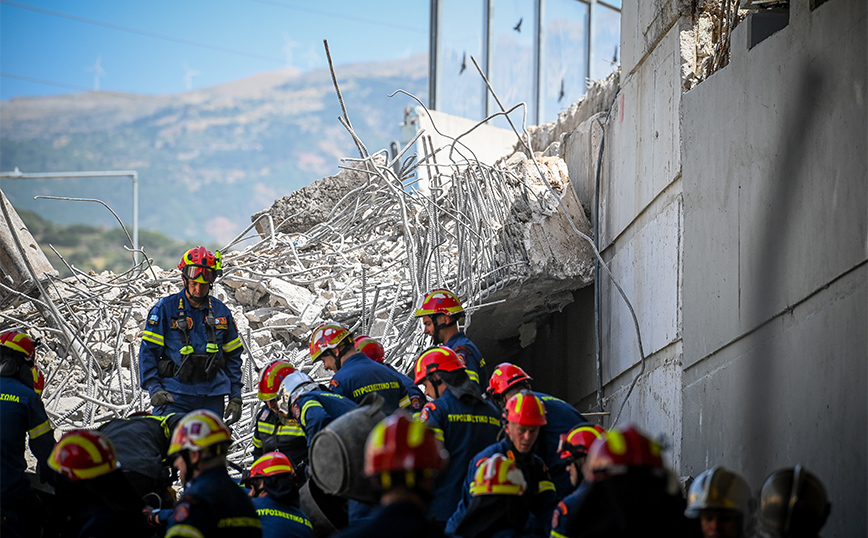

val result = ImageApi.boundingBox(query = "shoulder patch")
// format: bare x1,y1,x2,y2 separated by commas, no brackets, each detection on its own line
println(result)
329,379,339,388
552,506,561,529
292,403,301,420
148,314,159,325
173,501,191,523
420,402,436,421
258,408,270,420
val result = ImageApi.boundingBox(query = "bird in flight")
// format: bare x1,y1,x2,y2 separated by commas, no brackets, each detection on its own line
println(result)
558,78,565,102
513,17,523,32
460,51,467,75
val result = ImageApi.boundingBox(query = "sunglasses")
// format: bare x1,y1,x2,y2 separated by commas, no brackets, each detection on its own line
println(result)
182,265,217,283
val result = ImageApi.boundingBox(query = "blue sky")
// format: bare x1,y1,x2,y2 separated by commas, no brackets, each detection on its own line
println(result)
0,0,429,101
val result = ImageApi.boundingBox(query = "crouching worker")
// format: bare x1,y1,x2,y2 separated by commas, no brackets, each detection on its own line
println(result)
166,409,262,538
451,454,531,538
334,413,449,538
245,452,314,538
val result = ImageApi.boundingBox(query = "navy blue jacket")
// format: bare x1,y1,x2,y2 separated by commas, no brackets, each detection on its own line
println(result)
166,466,261,538
252,404,307,465
252,495,314,538
0,376,54,502
446,332,487,387
328,353,413,414
386,363,425,411
533,392,587,498
291,391,358,443
419,389,501,523
549,485,585,538
333,501,447,538
140,290,244,400
446,439,558,536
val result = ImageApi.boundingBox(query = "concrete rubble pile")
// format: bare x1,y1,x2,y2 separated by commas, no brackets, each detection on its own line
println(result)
2,134,594,467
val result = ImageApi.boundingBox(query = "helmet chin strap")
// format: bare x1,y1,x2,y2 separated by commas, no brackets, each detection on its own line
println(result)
431,314,456,344
183,277,210,307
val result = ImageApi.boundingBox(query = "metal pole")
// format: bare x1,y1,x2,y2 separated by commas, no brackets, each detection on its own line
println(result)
0,168,140,267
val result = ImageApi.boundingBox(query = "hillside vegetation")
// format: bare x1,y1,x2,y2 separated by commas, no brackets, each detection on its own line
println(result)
18,210,217,278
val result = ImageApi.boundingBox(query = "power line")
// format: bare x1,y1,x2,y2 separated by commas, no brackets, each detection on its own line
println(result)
0,72,155,101
244,0,425,34
0,0,284,65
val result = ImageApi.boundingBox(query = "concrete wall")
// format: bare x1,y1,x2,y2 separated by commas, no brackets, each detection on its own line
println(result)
680,2,867,536
523,1,865,536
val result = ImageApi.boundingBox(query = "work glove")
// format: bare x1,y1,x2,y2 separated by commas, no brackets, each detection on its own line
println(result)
150,390,175,408
224,397,243,425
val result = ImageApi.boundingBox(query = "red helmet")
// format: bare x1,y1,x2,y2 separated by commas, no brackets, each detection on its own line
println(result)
503,391,547,426
413,346,466,384
413,288,464,318
365,414,447,480
309,323,351,362
178,246,222,284
469,453,527,496
257,361,296,401
586,424,664,482
249,451,296,480
558,423,606,461
355,335,385,364
0,330,35,359
49,429,119,481
31,363,45,398
488,363,532,397
168,409,232,456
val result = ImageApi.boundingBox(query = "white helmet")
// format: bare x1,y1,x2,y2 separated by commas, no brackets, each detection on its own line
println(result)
276,370,317,416
685,465,753,535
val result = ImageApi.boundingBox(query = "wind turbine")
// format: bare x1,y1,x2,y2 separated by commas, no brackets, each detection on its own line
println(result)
182,61,201,91
282,32,298,68
86,55,106,91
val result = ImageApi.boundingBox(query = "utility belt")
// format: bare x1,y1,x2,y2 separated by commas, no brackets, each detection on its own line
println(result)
157,352,225,383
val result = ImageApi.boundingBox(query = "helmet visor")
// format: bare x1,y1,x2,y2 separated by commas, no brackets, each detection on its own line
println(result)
182,265,217,283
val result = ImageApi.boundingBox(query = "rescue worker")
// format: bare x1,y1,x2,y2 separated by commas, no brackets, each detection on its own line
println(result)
451,453,531,538
246,452,314,538
414,346,501,530
96,412,183,507
48,429,151,538
684,465,754,538
309,323,413,414
355,335,424,411
252,360,307,467
332,413,449,538
487,362,588,497
139,246,245,424
275,369,358,442
755,465,830,538
447,391,558,536
414,288,487,387
549,423,606,538
166,409,262,537
0,330,55,538
564,424,700,537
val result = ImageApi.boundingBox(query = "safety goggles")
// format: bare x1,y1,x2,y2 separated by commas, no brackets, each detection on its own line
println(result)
181,264,218,283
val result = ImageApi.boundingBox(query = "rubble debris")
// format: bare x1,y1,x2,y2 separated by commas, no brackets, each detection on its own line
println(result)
1,112,595,471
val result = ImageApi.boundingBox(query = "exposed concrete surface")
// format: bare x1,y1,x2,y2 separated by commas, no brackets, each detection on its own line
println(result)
0,189,58,304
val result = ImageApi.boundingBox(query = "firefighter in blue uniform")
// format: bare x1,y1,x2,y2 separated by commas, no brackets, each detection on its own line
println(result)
414,346,501,529
275,369,358,442
309,323,413,415
0,331,55,538
446,391,559,536
355,335,425,411
166,409,262,538
246,452,314,538
415,288,488,388
451,453,531,538
252,361,307,467
549,423,605,538
49,429,151,538
333,413,449,538
487,362,588,498
139,246,244,424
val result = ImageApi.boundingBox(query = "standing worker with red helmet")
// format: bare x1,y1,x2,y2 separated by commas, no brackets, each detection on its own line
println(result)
414,288,488,388
413,346,502,531
139,247,245,424
487,362,588,497
446,391,559,536
355,335,425,411
0,330,55,538
549,422,606,538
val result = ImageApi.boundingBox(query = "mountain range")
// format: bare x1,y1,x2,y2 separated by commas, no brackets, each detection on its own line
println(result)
0,55,427,245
